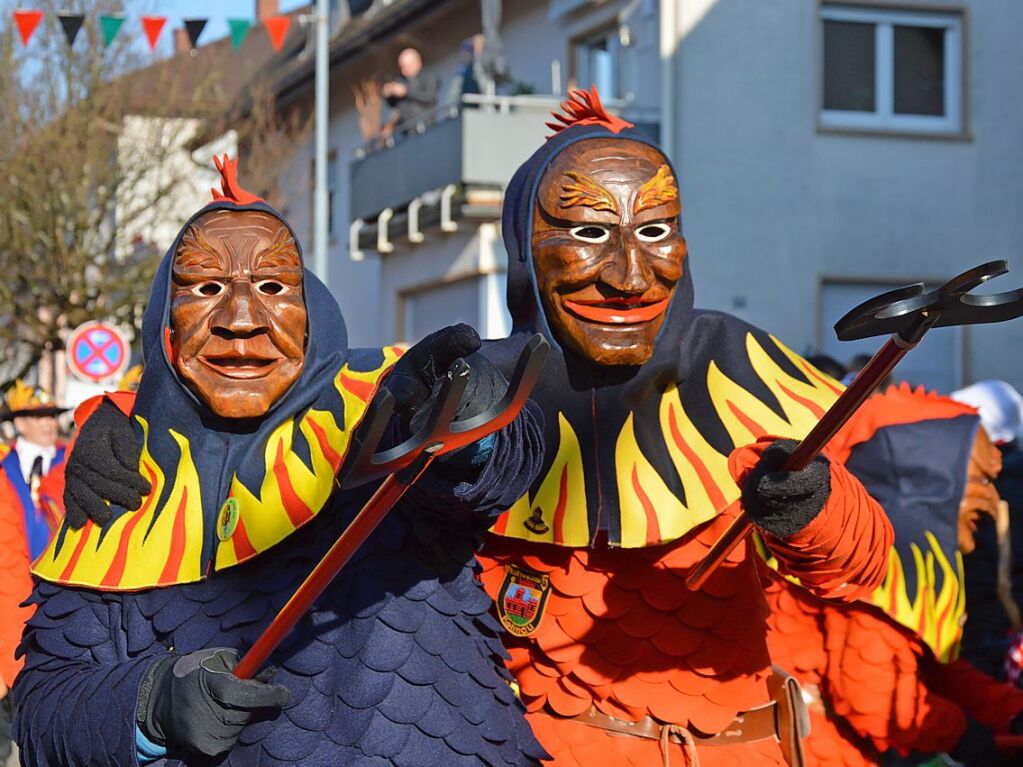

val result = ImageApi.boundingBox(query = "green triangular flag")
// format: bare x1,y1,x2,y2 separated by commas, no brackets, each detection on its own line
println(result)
227,18,251,50
99,14,124,47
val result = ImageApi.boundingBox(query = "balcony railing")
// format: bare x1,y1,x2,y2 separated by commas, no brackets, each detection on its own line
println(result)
349,94,575,223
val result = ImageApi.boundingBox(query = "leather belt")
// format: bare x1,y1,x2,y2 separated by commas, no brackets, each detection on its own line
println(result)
543,667,809,767
565,699,777,746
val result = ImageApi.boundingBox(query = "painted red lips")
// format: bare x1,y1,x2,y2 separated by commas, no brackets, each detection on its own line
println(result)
563,296,671,325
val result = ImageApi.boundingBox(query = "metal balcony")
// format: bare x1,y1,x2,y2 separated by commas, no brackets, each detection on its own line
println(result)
349,94,563,224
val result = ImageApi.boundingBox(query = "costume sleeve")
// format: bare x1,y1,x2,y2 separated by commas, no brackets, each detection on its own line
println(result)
823,607,967,756
13,580,164,765
925,656,1023,733
403,400,544,529
730,437,894,601
0,476,32,689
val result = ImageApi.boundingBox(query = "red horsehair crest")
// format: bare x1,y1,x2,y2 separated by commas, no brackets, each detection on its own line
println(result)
546,86,634,138
210,154,265,206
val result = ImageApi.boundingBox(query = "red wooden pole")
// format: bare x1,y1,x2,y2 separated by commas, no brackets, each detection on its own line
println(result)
234,451,436,679
685,336,911,591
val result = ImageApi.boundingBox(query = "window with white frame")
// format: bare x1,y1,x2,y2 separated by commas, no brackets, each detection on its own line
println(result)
820,5,963,134
574,28,622,100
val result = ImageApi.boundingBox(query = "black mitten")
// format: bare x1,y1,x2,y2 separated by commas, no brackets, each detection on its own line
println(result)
741,439,830,537
385,324,509,481
385,323,483,425
949,717,1000,765
409,350,507,431
64,401,152,528
137,648,290,763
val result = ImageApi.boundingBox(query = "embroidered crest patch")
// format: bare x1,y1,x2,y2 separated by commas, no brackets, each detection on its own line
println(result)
497,565,551,637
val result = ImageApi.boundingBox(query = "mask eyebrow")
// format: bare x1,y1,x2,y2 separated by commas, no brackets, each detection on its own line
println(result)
559,171,618,214
633,164,680,215
254,227,301,271
174,225,225,272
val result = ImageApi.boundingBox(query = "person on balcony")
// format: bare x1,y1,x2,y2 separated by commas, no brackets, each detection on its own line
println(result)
472,86,894,766
381,47,439,133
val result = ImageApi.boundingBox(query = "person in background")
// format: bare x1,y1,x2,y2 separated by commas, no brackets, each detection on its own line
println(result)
806,353,846,383
445,35,484,106
766,384,1023,765
952,380,1023,681
843,352,894,389
0,381,68,762
381,47,439,131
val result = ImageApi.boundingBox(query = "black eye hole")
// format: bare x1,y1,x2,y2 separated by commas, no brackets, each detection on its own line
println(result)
257,281,285,295
636,223,672,243
193,282,224,297
570,225,610,243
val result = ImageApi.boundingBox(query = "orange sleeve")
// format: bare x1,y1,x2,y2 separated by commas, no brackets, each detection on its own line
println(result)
926,657,1023,733
0,474,33,689
72,390,136,432
824,607,967,756
730,437,894,601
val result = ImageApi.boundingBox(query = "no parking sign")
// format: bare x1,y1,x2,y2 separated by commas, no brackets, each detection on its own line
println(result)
67,321,130,384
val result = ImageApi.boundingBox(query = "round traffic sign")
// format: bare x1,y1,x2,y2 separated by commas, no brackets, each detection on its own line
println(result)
67,321,130,384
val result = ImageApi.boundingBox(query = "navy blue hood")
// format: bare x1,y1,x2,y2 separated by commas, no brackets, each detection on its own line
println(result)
127,199,350,565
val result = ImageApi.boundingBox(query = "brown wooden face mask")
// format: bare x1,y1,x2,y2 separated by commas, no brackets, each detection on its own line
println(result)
958,426,1002,553
531,138,686,366
170,209,307,419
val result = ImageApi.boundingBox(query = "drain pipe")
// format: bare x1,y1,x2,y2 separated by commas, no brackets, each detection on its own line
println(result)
659,0,677,161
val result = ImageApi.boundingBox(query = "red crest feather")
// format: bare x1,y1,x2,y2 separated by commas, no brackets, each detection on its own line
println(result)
210,154,264,206
545,86,634,138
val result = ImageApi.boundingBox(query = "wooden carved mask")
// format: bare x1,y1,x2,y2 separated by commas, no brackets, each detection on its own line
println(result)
531,138,686,366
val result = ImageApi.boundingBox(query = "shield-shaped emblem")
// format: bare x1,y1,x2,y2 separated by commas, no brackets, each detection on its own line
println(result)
497,565,551,637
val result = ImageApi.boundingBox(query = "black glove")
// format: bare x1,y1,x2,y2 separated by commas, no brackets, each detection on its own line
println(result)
137,648,290,763
385,324,507,479
386,323,507,429
949,717,1000,765
64,401,152,528
385,323,483,423
741,439,830,537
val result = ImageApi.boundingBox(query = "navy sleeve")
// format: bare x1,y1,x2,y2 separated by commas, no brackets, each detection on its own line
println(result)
404,400,544,528
13,580,164,766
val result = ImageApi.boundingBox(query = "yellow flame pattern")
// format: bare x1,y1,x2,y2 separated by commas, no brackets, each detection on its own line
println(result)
491,333,840,547
32,351,400,590
496,413,590,545
868,533,966,662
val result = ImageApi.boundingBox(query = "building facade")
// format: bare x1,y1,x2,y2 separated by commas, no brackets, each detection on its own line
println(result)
284,0,1023,392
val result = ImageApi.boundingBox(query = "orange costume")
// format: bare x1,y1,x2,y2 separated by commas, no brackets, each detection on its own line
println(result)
473,90,894,766
765,385,1023,765
0,382,67,688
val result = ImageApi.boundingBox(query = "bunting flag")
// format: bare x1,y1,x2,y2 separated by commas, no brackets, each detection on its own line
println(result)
264,15,290,52
183,18,208,49
99,14,124,48
141,16,167,50
8,10,295,55
12,9,44,46
227,18,251,50
57,13,84,47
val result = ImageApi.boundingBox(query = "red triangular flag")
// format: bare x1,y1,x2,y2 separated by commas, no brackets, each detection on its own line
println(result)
264,16,290,52
141,16,167,51
13,9,44,46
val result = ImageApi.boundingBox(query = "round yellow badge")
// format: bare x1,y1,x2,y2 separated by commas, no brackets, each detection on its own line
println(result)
217,498,240,541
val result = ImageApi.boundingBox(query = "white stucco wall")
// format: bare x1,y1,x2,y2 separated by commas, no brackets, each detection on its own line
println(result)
671,0,1023,388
